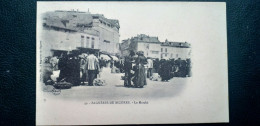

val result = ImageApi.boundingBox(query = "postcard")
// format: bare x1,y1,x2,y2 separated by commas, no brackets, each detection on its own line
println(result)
36,1,228,125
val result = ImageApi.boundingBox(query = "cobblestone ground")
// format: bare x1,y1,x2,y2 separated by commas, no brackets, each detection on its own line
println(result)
41,67,189,100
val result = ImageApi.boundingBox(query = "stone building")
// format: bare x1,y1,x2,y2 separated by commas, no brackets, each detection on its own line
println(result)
40,27,99,58
40,10,120,57
120,34,161,58
91,14,120,55
161,39,191,60
120,34,191,60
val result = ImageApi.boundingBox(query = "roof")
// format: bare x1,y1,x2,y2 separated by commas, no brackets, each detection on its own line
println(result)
43,11,93,31
45,16,67,29
122,34,191,48
42,10,120,30
109,19,120,28
130,34,160,43
161,41,191,48
92,14,120,28
137,41,161,44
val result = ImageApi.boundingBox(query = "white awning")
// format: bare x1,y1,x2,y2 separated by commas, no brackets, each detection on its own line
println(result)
100,54,111,60
111,56,119,61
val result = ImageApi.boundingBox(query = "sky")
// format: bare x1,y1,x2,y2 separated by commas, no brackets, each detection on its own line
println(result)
37,2,226,45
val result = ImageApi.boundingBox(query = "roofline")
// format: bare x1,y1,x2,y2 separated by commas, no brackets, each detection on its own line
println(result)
137,41,161,44
161,45,191,48
44,25,77,32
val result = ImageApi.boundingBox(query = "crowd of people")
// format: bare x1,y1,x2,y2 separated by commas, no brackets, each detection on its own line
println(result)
156,58,192,81
121,50,192,88
43,51,108,86
123,51,147,88
42,50,191,89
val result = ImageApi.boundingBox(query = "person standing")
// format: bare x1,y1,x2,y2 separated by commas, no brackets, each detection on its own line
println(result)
159,59,171,81
147,57,153,78
66,54,80,86
86,51,99,86
153,58,160,73
94,53,100,79
175,58,181,77
66,54,74,84
133,51,147,88
99,57,105,71
186,58,191,77
180,59,187,77
124,50,135,87
72,56,81,86
57,53,68,82
110,60,114,69
80,55,87,85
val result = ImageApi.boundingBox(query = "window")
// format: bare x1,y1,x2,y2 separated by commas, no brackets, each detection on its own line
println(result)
161,48,163,52
91,38,95,48
161,54,163,59
171,53,173,58
176,54,178,58
81,35,84,47
165,48,167,52
86,37,90,48
165,54,167,57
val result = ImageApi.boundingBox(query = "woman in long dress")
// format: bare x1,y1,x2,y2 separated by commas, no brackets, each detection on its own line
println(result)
57,53,68,82
133,51,147,88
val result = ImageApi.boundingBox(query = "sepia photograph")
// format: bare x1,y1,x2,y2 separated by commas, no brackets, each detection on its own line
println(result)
36,1,228,125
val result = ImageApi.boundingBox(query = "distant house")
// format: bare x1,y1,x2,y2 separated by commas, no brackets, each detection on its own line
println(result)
161,39,191,59
120,34,191,60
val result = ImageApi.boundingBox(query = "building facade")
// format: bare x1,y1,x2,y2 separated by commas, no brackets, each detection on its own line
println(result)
120,34,191,60
120,34,161,58
41,10,120,57
160,39,191,59
92,14,120,55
